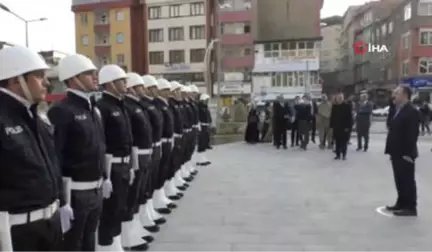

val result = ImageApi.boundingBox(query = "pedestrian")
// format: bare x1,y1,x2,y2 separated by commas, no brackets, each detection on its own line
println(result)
96,64,134,251
139,75,167,230
179,85,197,180
419,100,430,135
245,103,260,144
273,95,288,148
291,96,301,146
48,54,105,251
305,94,318,143
260,102,271,141
123,72,156,248
317,93,332,149
188,85,203,172
0,46,67,251
330,93,353,160
355,93,373,151
297,94,313,150
384,86,419,216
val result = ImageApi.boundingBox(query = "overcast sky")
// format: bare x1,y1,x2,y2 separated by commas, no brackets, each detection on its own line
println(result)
0,0,369,53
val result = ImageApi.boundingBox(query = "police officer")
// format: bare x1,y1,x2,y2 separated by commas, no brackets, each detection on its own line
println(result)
164,81,186,200
139,75,167,228
47,54,104,251
185,86,200,174
96,64,134,251
0,46,67,251
122,72,156,250
152,79,177,212
196,93,212,166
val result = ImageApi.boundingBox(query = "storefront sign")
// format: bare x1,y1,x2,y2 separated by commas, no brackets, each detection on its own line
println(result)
213,82,251,95
164,63,190,72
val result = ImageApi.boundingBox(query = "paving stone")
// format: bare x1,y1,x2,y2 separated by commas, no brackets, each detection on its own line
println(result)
148,137,432,251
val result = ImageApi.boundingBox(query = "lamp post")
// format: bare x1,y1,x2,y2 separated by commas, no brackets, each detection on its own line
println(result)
0,3,47,47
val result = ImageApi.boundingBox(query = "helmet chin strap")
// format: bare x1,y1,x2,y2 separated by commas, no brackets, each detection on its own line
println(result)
75,77,88,93
110,82,122,98
18,76,34,104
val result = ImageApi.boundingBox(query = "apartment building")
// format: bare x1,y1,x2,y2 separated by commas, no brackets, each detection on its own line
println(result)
215,0,253,101
146,0,212,92
72,0,148,74
251,0,324,100
320,23,343,73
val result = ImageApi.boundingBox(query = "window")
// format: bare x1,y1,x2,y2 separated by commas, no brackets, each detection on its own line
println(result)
381,24,387,36
404,3,412,20
243,47,252,56
149,51,164,64
116,54,125,65
169,5,180,17
190,2,204,16
418,0,432,16
148,6,162,19
420,30,432,45
116,11,124,21
81,35,89,45
116,33,124,43
169,27,184,41
388,22,393,34
419,58,432,74
190,25,205,39
402,61,409,76
149,29,163,42
402,32,410,49
244,23,250,33
99,13,108,24
80,13,88,24
190,49,205,63
169,50,185,64
99,56,110,65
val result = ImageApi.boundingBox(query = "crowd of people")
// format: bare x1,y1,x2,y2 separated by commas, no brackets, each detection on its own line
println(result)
0,46,213,251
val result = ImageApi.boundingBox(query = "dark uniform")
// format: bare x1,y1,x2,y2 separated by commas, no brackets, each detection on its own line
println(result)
179,99,193,182
189,100,200,167
168,97,185,198
330,101,353,159
153,97,176,210
0,89,63,251
48,90,105,251
197,100,211,165
96,92,133,246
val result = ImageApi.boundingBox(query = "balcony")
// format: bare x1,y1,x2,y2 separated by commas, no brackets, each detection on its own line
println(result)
94,33,111,55
221,33,253,45
218,9,251,23
222,55,254,68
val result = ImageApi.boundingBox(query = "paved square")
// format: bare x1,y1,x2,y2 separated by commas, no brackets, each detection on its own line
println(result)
149,135,432,251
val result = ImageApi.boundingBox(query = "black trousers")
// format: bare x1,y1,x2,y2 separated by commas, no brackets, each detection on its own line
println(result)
169,138,183,179
98,163,130,246
311,118,316,142
11,211,62,251
391,156,417,209
156,142,173,189
261,122,269,141
63,188,103,251
334,130,350,157
273,125,287,147
148,146,161,195
291,123,300,146
197,126,209,152
138,154,152,206
125,165,146,221
356,126,370,150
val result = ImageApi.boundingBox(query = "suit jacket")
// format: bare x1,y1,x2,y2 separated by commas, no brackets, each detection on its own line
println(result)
330,102,353,131
385,103,419,159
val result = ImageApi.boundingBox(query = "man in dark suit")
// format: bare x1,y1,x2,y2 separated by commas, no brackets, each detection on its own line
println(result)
273,95,288,149
304,94,318,143
330,93,353,160
384,86,420,216
297,95,313,150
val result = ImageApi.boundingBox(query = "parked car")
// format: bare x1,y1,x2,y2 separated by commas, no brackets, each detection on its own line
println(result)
372,106,389,117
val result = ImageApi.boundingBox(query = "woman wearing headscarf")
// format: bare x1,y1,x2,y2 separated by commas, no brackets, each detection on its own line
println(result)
244,103,260,143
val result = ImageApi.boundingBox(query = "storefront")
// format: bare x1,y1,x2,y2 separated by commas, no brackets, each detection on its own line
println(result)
403,77,432,102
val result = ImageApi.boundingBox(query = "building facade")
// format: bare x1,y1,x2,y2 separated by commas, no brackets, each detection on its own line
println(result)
320,24,342,73
251,0,324,101
214,0,253,103
146,0,210,92
72,0,148,74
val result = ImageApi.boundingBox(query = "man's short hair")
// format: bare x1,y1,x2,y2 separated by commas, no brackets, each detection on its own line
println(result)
400,85,412,100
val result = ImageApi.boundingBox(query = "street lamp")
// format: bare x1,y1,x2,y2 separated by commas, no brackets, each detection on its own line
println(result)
0,3,47,47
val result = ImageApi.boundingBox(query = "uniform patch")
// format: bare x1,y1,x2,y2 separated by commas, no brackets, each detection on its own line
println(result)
4,125,23,135
74,114,87,121
112,111,121,117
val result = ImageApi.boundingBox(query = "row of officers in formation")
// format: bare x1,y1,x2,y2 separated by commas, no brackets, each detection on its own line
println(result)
0,46,213,251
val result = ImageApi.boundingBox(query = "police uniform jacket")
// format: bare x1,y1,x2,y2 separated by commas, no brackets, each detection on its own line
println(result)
189,100,199,130
153,97,174,145
140,96,163,147
96,92,133,158
198,102,210,128
168,98,184,146
0,89,64,213
182,100,193,133
48,90,106,182
124,95,153,154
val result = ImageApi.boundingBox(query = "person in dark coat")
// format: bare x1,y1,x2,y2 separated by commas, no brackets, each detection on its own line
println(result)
384,86,419,216
330,93,353,160
244,104,259,144
291,96,301,146
386,97,395,129
296,95,313,150
273,96,288,148
260,102,271,141
355,93,373,151
419,100,430,135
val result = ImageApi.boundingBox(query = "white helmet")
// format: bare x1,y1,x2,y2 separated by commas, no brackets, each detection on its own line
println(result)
126,72,144,89
191,85,199,93
142,75,158,88
200,93,210,101
58,54,96,81
0,46,49,81
186,85,194,93
98,64,127,85
170,81,181,91
180,85,189,92
157,78,171,90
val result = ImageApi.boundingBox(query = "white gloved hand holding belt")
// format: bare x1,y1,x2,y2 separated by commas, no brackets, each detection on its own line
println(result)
102,154,114,199
60,177,75,233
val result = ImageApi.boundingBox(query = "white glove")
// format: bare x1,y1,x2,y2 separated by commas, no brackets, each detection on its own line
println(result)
59,204,74,233
198,124,202,131
129,169,135,185
102,179,113,199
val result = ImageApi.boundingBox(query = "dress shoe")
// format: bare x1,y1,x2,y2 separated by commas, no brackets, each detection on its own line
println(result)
393,209,417,216
126,243,149,251
142,235,154,243
283,146,287,149
363,148,368,152
167,203,177,209
156,208,171,214
356,147,362,151
191,170,198,176
334,156,340,160
342,156,346,160
177,185,187,191
153,217,166,225
204,161,211,165
184,176,193,182
144,225,160,233
168,195,181,201
385,205,401,211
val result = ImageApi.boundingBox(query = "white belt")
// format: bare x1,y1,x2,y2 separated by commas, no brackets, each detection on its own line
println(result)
200,123,210,126
9,200,59,226
162,137,174,144
192,124,199,128
71,179,103,190
174,133,182,138
152,141,161,147
112,155,130,163
184,128,192,132
137,148,152,155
